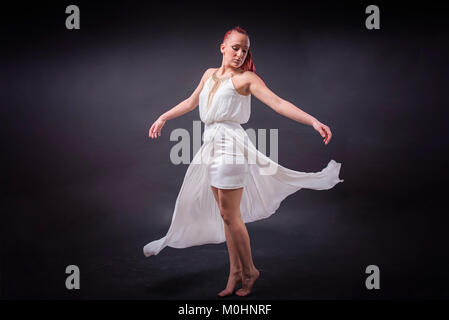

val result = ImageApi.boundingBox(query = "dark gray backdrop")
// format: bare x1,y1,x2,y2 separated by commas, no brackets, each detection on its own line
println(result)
1,0,448,299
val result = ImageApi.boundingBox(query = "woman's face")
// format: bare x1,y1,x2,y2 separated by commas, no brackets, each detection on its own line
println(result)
221,31,250,69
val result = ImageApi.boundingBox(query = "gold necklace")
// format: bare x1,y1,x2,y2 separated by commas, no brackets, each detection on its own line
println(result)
206,70,234,110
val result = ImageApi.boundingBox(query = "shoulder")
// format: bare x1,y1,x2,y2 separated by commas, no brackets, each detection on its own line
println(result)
203,67,218,80
235,70,262,83
235,70,265,90
244,70,263,82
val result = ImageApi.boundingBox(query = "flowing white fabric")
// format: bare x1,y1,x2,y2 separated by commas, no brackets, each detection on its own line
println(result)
143,72,344,257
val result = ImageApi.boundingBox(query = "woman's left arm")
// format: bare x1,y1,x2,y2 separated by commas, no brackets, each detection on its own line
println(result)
247,72,332,145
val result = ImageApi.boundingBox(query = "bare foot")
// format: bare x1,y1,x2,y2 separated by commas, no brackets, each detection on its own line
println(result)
235,269,260,297
217,272,243,297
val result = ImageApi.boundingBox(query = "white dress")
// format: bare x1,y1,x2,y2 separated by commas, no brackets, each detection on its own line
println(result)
143,70,344,257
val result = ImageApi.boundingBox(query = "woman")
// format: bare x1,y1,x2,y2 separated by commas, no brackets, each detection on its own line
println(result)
145,26,344,297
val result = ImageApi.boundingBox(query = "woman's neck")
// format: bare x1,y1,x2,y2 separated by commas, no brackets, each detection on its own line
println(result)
217,65,241,76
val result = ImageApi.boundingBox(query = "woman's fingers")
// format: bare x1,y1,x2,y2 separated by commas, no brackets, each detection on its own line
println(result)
150,123,157,139
317,125,328,144
323,126,332,144
157,122,163,137
149,123,155,138
157,121,165,137
149,121,163,139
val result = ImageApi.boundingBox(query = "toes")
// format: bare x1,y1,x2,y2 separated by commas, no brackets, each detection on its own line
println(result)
218,291,231,297
235,289,249,297
218,277,244,297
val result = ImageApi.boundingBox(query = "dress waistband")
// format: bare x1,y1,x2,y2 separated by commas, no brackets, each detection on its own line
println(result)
205,120,241,128
203,120,243,143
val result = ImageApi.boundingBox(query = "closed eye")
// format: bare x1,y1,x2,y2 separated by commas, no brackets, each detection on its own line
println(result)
233,47,247,53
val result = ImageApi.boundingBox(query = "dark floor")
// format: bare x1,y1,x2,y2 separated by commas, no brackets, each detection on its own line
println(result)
2,185,448,300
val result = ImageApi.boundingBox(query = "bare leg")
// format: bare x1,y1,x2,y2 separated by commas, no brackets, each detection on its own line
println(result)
211,186,243,297
217,187,260,297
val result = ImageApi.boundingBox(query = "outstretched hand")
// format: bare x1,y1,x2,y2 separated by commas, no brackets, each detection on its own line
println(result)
149,117,166,139
312,120,332,145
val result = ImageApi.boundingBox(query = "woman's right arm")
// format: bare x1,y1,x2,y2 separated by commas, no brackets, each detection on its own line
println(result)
149,68,213,139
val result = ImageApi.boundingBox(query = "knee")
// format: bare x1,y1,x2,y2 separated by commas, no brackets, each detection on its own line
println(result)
220,213,231,226
218,202,227,213
219,208,240,226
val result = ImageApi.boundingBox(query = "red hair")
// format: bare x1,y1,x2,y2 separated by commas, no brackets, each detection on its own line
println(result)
222,26,256,74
